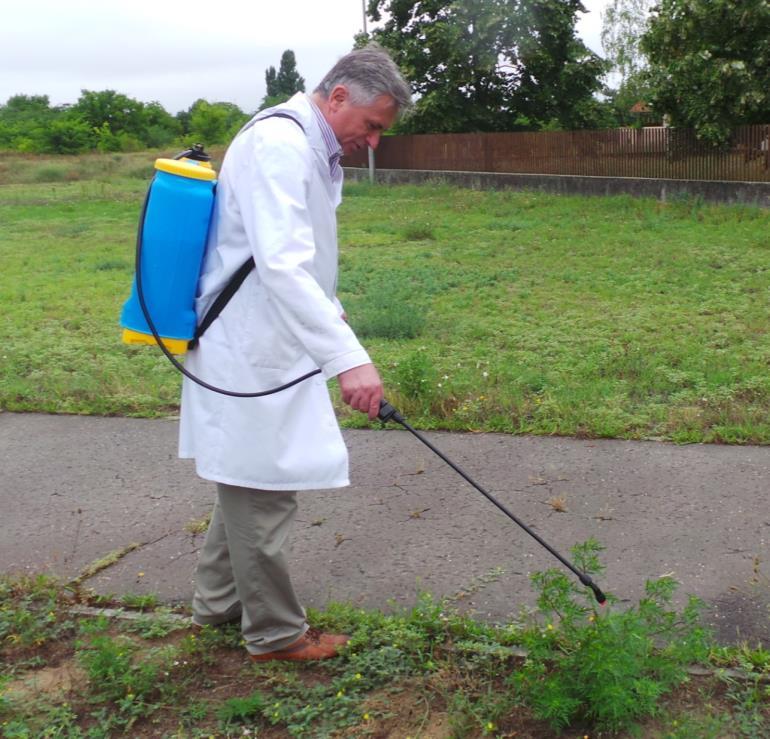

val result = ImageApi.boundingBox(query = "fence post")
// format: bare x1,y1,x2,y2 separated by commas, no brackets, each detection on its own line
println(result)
368,146,375,183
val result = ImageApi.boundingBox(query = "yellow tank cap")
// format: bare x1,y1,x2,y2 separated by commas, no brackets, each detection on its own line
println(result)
154,158,217,181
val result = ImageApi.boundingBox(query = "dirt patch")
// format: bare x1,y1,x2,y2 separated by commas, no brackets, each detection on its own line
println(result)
361,683,453,738
4,658,87,703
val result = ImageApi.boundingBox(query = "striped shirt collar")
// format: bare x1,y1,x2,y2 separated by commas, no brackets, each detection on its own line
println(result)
308,97,343,182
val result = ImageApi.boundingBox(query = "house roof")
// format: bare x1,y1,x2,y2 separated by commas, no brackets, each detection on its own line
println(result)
630,101,652,114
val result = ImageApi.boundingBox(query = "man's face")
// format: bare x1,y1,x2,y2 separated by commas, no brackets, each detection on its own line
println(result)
325,85,398,156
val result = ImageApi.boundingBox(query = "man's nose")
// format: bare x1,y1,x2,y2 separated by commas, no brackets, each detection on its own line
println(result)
366,130,382,149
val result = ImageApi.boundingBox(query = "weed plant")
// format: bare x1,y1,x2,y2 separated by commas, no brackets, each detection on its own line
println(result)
0,575,75,656
348,286,426,340
509,539,713,733
719,654,770,738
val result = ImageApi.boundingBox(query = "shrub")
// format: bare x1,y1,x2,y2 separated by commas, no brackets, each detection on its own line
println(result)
43,117,94,154
31,165,71,183
391,349,437,401
401,223,436,240
350,289,426,340
510,539,712,733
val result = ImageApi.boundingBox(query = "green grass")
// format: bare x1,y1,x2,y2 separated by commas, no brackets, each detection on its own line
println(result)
1,154,768,442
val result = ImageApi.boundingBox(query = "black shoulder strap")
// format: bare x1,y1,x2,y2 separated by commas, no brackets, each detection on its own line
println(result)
188,112,305,350
264,111,306,131
188,256,255,349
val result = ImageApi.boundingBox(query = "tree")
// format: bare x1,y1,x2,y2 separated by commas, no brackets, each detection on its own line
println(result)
366,0,606,133
259,49,306,111
601,0,653,84
641,0,770,145
0,95,56,152
600,0,657,124
43,116,94,154
509,0,610,130
72,90,186,151
1,94,54,122
276,50,305,96
265,66,279,97
73,89,146,138
186,99,249,145
142,101,182,148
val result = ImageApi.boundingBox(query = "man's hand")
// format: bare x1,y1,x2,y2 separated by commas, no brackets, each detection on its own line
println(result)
337,363,383,420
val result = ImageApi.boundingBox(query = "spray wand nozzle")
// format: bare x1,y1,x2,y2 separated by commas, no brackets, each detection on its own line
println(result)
578,573,607,605
378,399,607,605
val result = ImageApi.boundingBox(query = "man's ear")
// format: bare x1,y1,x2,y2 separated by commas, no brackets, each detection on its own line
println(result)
328,85,350,112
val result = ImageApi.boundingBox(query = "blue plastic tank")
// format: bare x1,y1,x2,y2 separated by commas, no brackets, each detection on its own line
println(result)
120,157,217,354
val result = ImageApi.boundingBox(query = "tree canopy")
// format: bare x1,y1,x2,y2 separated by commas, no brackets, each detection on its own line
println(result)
186,99,250,145
599,0,656,125
601,0,653,84
259,50,306,111
366,0,607,133
641,0,770,144
0,91,250,154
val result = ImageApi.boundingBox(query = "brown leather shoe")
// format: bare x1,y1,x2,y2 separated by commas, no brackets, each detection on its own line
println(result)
250,628,349,662
308,627,349,647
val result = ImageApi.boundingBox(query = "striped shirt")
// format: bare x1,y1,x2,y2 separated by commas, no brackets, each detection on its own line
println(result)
309,97,343,184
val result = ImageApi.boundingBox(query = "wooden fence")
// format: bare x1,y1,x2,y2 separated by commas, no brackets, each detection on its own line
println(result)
343,124,770,182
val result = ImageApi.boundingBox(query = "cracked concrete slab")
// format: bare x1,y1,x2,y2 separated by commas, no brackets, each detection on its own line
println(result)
1,412,768,645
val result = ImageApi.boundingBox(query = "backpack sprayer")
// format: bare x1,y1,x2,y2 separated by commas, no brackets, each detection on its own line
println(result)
118,135,606,605
120,144,216,356
119,116,322,397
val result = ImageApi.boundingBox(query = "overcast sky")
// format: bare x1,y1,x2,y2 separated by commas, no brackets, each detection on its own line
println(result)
2,0,609,115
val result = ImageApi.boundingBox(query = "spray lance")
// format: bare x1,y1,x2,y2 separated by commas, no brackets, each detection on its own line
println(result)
377,400,607,605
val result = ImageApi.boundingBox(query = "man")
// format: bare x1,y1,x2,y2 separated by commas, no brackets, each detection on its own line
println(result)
178,45,411,661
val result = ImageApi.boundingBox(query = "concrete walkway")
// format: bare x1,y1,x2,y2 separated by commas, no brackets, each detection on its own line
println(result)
1,412,768,645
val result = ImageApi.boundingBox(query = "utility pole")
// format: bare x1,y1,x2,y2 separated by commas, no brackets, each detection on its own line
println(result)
362,0,376,183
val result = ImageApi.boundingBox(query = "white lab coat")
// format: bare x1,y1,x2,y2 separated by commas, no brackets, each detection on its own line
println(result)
178,94,371,490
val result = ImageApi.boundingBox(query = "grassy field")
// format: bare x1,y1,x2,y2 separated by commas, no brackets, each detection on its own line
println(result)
0,151,768,444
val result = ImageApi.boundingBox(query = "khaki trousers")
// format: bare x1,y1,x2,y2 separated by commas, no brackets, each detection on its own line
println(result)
192,483,307,655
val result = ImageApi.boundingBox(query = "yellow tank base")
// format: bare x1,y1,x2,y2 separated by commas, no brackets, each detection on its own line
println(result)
122,328,189,356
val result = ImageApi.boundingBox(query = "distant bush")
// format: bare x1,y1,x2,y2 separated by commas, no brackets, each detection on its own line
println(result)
402,223,436,241
32,165,74,183
43,117,94,154
351,289,426,340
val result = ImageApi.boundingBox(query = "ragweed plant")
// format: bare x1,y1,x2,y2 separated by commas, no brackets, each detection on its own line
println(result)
510,538,713,733
216,691,268,729
0,575,74,659
719,653,770,737
76,634,189,730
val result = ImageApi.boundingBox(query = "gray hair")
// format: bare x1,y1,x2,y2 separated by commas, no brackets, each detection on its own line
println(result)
314,43,412,113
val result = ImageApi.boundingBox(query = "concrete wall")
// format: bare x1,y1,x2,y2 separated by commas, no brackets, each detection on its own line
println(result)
344,167,770,207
